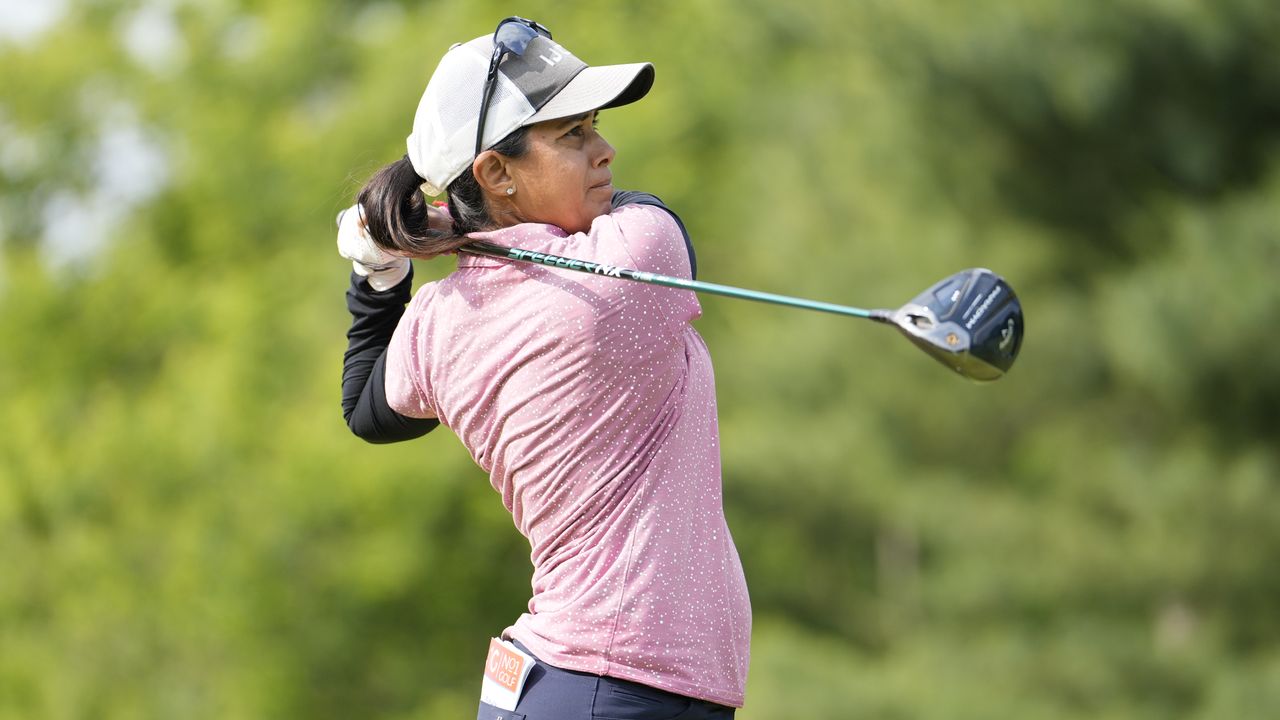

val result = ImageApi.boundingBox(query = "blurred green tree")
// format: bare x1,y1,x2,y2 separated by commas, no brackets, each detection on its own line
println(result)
1,0,1276,718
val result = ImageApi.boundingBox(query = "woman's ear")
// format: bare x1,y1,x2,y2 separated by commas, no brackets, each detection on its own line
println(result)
472,152,513,197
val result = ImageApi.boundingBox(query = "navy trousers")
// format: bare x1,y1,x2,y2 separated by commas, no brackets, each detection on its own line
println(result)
477,642,736,720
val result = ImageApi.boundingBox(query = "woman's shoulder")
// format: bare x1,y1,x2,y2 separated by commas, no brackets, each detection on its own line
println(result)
586,205,688,279
597,195,695,279
592,193,689,248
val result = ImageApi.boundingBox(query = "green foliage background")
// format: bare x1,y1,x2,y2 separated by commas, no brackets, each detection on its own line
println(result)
2,0,1278,717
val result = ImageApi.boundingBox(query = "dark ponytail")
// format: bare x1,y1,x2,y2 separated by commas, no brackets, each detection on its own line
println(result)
356,126,531,259
356,157,446,257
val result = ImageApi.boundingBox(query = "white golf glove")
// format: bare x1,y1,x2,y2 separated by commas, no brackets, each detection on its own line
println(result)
335,203,410,291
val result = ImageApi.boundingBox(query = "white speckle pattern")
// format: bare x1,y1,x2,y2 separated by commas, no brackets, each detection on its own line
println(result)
384,204,751,707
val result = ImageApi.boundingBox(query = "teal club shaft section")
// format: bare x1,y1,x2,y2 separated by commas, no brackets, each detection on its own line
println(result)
464,240,888,321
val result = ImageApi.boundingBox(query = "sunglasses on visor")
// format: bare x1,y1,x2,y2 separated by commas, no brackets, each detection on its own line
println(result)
474,16,554,156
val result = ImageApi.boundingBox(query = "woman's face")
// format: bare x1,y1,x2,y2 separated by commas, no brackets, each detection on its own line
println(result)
502,111,616,234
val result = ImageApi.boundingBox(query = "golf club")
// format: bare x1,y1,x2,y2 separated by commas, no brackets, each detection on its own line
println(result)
463,240,1024,381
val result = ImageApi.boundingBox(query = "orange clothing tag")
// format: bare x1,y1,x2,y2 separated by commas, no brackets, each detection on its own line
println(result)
485,638,525,692
480,637,534,711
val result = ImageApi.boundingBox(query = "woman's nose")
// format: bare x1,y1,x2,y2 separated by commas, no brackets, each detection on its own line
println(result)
593,134,615,167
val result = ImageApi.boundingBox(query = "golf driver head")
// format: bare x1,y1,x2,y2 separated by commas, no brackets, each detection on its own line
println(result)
886,268,1023,381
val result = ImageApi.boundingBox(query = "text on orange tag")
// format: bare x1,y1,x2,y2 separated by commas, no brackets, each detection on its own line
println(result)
484,638,525,693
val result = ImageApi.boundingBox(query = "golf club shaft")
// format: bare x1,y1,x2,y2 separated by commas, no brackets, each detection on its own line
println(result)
463,240,893,322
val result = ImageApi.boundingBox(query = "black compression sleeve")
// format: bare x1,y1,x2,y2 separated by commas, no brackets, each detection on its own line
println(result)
611,190,697,279
342,269,438,443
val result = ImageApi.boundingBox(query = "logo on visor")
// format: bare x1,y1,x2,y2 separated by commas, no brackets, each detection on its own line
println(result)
538,41,568,67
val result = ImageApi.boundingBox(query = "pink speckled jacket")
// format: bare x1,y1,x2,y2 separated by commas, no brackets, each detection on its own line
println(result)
384,202,751,706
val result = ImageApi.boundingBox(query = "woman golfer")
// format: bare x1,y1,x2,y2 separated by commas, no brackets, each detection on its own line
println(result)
337,17,748,719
